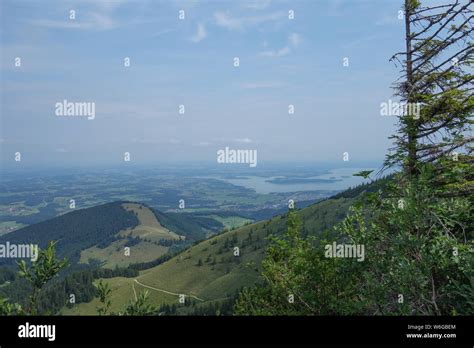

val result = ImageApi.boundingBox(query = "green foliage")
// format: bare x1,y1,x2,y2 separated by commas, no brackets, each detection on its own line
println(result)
0,295,24,315
235,167,473,315
332,175,393,199
96,280,112,315
353,170,374,179
0,242,68,315
234,209,365,315
120,290,158,316
95,281,158,316
17,241,68,314
341,170,472,315
387,0,473,180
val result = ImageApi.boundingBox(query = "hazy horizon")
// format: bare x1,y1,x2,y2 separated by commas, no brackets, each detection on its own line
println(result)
1,0,408,167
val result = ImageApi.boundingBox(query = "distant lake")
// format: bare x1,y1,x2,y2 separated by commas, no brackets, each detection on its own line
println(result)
206,168,373,194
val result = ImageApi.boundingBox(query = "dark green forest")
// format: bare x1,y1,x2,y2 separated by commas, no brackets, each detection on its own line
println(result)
0,202,139,266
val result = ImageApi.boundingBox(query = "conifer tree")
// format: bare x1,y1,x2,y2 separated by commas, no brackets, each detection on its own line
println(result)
386,0,473,194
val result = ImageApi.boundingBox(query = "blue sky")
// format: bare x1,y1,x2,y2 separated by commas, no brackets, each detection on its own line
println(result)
1,0,409,167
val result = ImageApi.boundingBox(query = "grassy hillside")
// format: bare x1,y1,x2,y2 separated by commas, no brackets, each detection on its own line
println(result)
153,209,224,240
0,202,139,266
0,199,224,271
79,203,184,268
64,196,358,314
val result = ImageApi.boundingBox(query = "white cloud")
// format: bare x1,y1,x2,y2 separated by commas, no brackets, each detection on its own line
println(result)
189,23,207,43
153,28,175,38
214,12,243,30
289,33,301,47
31,12,116,31
214,11,285,30
29,0,126,31
259,33,301,58
278,46,291,55
259,46,290,57
89,12,116,30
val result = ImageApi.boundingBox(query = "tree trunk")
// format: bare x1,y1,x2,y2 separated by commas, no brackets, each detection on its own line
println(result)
404,0,418,177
